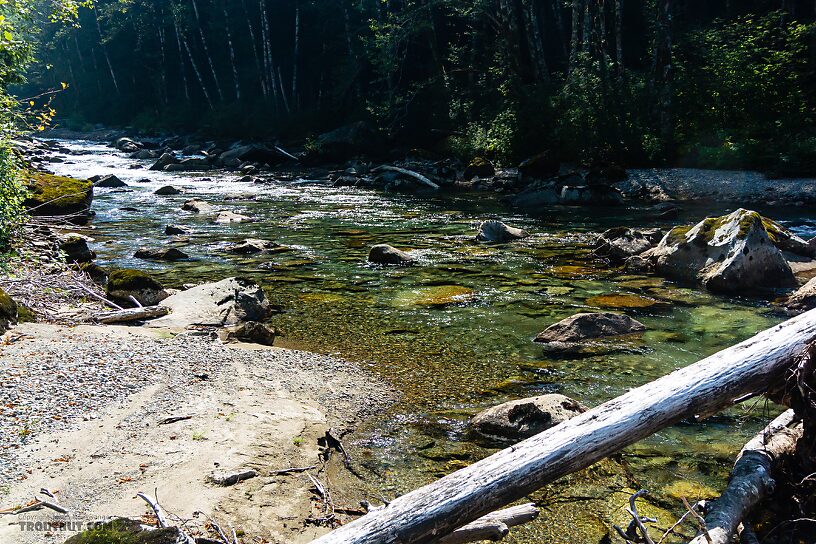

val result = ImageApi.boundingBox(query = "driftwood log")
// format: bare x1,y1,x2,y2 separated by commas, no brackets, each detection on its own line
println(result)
687,409,803,544
373,165,440,190
435,503,538,544
310,309,816,544
95,305,169,324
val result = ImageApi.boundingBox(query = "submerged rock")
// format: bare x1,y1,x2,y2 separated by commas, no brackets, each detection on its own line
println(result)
106,269,168,307
154,185,181,196
368,244,414,265
218,321,277,346
471,394,586,442
594,227,663,262
475,220,530,243
134,247,189,261
634,208,797,293
146,277,272,330
225,238,280,254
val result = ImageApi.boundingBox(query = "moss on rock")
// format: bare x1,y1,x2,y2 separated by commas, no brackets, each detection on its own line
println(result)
0,287,18,332
23,172,93,216
106,269,167,307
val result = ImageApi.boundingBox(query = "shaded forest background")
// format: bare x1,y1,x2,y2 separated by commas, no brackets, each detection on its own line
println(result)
19,0,816,173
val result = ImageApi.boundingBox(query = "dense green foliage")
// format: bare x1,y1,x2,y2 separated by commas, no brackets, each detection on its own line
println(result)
19,1,816,172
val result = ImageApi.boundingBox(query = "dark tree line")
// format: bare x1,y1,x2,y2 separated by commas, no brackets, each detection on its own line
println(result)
20,0,816,171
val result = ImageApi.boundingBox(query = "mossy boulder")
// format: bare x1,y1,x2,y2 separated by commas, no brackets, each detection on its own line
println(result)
106,269,168,307
0,288,18,333
65,517,184,544
23,172,93,220
463,157,496,180
60,234,96,263
633,209,797,294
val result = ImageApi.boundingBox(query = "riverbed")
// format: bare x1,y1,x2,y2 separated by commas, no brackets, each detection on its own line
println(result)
43,139,816,542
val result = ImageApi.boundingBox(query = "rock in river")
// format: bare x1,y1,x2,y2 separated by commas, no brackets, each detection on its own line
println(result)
106,269,168,307
165,224,191,235
59,234,96,263
95,174,127,188
134,247,189,261
471,394,586,442
783,277,816,313
534,312,646,355
182,199,214,214
633,208,797,293
225,239,281,254
368,244,414,265
150,152,178,171
475,220,529,243
146,277,272,330
154,185,181,196
594,227,663,263
215,211,254,224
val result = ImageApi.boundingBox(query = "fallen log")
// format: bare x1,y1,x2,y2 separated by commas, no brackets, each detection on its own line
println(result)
687,409,802,544
95,305,169,324
373,165,440,190
435,503,539,544
310,309,816,544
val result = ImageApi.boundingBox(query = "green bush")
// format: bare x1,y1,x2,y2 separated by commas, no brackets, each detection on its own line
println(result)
0,141,26,251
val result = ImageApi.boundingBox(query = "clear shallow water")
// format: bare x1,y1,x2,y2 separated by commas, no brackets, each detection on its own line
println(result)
46,140,811,542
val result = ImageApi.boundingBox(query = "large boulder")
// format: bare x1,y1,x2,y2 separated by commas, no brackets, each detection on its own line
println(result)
560,185,623,205
518,151,560,181
114,137,142,153
106,269,169,307
134,247,189,261
23,173,93,220
368,244,414,265
634,209,797,293
463,157,496,181
471,394,586,442
475,220,530,243
59,234,96,263
594,227,663,263
315,121,378,160
154,185,181,196
95,174,127,188
510,181,561,207
534,312,646,355
146,277,272,330
149,152,178,171
218,321,277,346
163,158,211,172
0,288,18,333
182,199,214,214
784,277,816,313
219,144,287,166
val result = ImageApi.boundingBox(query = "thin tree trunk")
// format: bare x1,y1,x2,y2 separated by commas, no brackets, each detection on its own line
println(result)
291,0,300,109
523,0,549,81
190,0,224,101
615,0,623,78
156,8,169,105
240,0,267,98
222,0,241,101
277,66,290,113
173,19,193,103
93,7,120,94
259,0,279,109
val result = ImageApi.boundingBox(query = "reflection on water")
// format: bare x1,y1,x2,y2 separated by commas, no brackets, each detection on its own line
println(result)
47,140,804,542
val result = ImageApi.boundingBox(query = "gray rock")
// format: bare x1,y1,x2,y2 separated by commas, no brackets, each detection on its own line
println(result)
594,227,663,262
154,185,181,196
130,149,156,160
207,469,259,486
560,185,624,205
475,220,529,243
134,247,189,261
149,152,178,171
59,235,96,263
165,224,191,236
114,137,142,153
225,239,280,254
218,322,277,346
368,244,414,265
182,199,214,214
146,277,272,330
471,394,586,442
215,211,253,224
784,277,816,313
511,181,561,207
95,175,127,188
534,312,646,355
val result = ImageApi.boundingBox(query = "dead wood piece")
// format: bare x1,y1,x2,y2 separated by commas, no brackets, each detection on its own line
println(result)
271,465,317,475
96,305,169,324
373,165,440,189
158,415,193,425
309,309,816,544
687,410,802,544
436,503,539,544
207,469,258,486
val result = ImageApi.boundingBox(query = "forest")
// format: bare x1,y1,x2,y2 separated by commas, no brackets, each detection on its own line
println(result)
14,0,816,172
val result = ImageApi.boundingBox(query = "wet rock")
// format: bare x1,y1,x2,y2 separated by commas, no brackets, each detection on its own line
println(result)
74,262,109,284
59,234,96,263
218,322,276,346
368,244,414,265
95,174,127,188
106,269,168,307
23,173,93,222
164,157,211,172
165,224,191,235
182,199,214,214
114,137,142,153
586,293,668,310
225,239,280,254
510,181,561,207
134,247,189,261
518,151,560,181
206,468,259,486
154,185,181,196
560,185,623,205
219,144,286,166
130,148,156,160
594,227,663,262
0,288,18,333
149,152,178,171
762,217,816,258
146,277,272,330
534,312,645,355
215,211,254,224
784,277,816,313
634,209,797,293
475,220,530,243
471,394,586,442
463,157,496,180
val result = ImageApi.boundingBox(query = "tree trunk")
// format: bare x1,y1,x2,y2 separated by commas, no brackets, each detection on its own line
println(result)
179,27,214,109
221,1,241,101
687,410,802,544
615,0,623,78
239,0,267,98
309,309,816,544
173,18,192,101
93,7,120,95
190,0,224,101
291,0,300,110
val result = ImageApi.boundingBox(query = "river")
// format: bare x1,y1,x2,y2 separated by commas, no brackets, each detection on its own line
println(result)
43,138,816,542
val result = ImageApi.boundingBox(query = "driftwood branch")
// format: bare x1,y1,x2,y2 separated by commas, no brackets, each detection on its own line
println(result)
373,165,440,189
687,409,803,544
435,503,539,544
310,309,816,544
95,305,169,324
